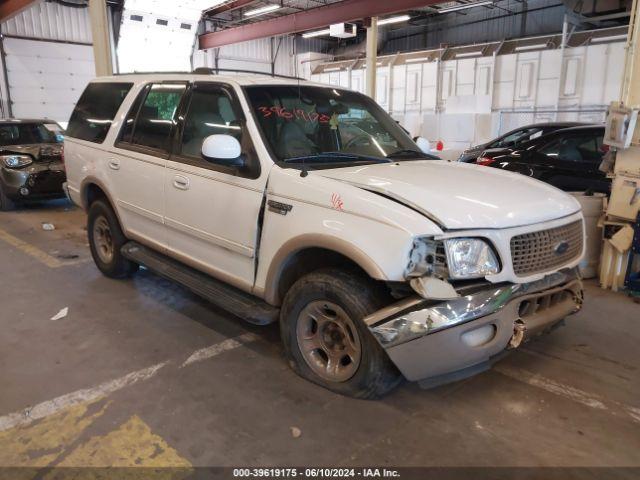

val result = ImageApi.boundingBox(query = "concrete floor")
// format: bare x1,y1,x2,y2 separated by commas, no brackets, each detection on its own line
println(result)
0,200,639,469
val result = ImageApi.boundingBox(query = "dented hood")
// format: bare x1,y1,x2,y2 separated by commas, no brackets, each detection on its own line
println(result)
313,160,581,229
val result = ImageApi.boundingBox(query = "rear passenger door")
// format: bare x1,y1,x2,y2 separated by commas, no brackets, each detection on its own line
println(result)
164,82,266,292
111,82,187,250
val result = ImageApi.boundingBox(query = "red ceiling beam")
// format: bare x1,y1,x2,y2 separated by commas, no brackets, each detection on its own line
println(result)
199,0,438,49
205,0,256,17
0,0,40,22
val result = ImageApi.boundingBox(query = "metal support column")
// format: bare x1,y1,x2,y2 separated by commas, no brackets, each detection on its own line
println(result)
614,0,640,174
365,17,378,100
88,0,113,77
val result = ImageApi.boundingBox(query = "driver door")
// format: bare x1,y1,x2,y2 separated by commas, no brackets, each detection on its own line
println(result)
163,82,266,292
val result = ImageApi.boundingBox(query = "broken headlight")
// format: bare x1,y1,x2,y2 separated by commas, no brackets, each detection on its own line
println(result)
444,238,499,279
2,155,32,168
405,237,448,279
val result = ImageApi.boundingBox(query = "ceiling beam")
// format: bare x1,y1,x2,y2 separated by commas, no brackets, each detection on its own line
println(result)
0,0,40,22
199,0,440,49
204,0,256,17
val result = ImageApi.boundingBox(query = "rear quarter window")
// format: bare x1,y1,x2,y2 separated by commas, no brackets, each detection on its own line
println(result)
66,82,133,143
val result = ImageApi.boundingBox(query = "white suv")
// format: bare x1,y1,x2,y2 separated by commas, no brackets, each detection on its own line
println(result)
64,71,585,398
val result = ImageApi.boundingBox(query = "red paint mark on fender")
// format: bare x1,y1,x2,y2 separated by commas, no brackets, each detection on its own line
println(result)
331,193,344,211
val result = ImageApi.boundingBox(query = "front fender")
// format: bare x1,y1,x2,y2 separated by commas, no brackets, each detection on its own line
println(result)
254,166,442,304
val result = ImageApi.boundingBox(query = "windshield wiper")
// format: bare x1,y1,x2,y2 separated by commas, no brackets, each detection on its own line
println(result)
386,149,435,159
282,152,391,164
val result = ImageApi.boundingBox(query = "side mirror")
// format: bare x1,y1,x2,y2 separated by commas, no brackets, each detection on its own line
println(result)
201,134,244,167
414,136,431,154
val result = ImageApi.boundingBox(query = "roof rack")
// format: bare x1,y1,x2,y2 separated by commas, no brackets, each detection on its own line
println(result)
192,67,305,81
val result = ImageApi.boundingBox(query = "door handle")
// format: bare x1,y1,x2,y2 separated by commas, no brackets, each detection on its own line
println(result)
108,160,120,171
173,175,190,190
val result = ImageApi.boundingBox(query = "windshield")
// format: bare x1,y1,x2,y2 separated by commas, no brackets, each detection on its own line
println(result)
244,85,425,164
0,123,62,146
492,127,543,148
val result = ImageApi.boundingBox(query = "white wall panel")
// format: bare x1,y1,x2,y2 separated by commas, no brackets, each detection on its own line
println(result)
493,54,516,110
536,50,561,106
421,62,438,111
391,65,406,114
455,59,475,96
1,2,92,44
194,36,298,77
3,38,94,123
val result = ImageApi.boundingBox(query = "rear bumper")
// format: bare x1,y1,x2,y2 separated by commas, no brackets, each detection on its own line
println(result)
366,269,583,385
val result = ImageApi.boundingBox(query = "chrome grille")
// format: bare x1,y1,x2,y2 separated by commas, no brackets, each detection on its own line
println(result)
511,220,583,276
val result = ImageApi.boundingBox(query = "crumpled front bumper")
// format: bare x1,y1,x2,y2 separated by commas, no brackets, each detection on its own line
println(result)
365,269,583,386
1,163,66,201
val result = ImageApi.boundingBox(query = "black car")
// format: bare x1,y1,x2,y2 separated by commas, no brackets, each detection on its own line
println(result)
458,122,586,163
0,119,66,211
484,125,609,194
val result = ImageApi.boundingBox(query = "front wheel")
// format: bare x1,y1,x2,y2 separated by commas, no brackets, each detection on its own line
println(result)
280,269,401,398
87,200,138,278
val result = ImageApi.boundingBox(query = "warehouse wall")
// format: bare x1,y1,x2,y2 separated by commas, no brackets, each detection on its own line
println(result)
311,40,625,153
193,36,297,76
193,36,331,77
383,0,565,54
0,1,94,124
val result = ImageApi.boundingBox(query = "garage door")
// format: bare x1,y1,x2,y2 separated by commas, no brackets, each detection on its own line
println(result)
3,37,95,125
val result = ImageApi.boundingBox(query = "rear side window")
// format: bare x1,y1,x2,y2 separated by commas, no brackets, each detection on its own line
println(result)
118,83,186,153
539,134,605,163
67,82,133,143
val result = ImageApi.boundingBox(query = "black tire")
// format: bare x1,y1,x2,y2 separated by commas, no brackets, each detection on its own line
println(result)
280,268,402,399
87,200,138,278
0,184,16,211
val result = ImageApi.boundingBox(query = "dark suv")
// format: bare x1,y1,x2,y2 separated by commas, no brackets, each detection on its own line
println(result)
0,119,66,211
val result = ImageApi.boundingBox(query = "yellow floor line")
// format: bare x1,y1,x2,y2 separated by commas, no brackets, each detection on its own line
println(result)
0,228,77,269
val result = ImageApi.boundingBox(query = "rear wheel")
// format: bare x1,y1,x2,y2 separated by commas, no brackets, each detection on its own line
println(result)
87,200,138,278
280,268,401,398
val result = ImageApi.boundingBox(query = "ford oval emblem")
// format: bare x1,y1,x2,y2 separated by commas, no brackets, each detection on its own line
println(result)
554,241,570,255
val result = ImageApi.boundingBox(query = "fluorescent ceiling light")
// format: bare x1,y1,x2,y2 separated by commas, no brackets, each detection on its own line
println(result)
244,4,280,17
303,28,331,38
456,51,482,58
378,14,411,26
514,43,547,51
324,67,342,72
591,34,627,43
438,1,493,13
405,56,431,63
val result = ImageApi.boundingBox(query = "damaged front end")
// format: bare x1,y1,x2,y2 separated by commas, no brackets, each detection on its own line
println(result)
367,268,583,388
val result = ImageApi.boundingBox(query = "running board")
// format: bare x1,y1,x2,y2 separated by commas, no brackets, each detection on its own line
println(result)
121,241,279,326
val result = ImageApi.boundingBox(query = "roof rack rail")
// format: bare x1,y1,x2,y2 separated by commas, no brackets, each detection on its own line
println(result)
192,67,305,81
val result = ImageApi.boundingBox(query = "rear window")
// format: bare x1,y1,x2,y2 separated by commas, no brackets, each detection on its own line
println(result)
67,82,133,143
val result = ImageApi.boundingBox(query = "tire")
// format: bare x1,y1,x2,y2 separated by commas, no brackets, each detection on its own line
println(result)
87,200,138,278
280,268,402,399
0,183,16,211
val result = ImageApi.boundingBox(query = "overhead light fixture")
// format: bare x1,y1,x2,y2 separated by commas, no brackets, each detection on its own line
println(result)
456,51,482,58
438,1,493,13
324,67,342,72
591,34,627,43
514,43,548,52
244,4,280,17
302,28,331,38
405,56,431,63
378,14,411,26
